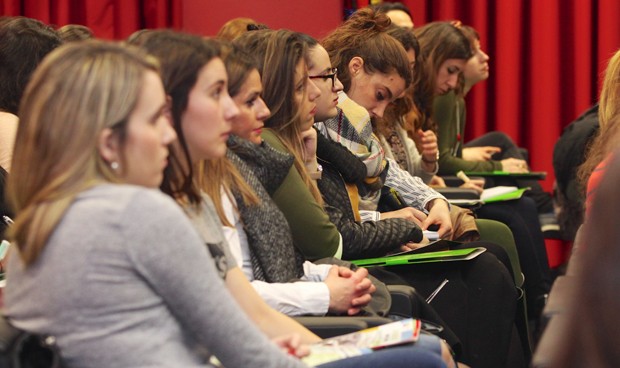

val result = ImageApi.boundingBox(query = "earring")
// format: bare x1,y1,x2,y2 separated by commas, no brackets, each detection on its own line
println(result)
110,161,119,170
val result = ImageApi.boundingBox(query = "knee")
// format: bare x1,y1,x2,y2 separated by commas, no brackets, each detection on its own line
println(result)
516,197,538,214
440,339,457,368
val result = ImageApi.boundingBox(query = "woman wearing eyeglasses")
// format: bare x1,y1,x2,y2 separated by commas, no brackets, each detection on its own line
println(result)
319,8,453,241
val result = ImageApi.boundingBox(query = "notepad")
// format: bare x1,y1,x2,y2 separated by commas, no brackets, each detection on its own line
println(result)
481,186,528,203
447,186,529,206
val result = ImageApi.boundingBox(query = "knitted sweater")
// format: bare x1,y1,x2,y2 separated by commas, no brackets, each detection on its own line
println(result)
226,136,305,282
5,184,305,368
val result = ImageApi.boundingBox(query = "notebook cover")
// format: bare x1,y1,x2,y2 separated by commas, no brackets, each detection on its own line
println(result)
463,171,547,180
350,247,487,267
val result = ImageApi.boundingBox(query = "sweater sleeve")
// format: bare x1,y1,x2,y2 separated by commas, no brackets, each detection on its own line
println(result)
262,129,342,260
383,158,448,212
324,202,423,260
435,92,502,175
123,191,306,368
398,127,437,184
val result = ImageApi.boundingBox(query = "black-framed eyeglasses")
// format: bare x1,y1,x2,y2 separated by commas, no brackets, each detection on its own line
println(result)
309,68,338,88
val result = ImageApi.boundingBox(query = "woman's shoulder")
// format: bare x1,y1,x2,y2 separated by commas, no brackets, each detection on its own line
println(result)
260,129,288,153
77,184,185,223
433,91,458,110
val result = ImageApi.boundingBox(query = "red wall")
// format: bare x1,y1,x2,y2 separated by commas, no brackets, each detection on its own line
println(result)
182,0,343,39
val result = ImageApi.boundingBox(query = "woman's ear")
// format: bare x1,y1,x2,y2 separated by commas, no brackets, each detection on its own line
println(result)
97,128,120,164
348,56,364,77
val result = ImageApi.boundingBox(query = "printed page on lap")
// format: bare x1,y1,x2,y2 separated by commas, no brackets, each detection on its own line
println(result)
302,319,422,366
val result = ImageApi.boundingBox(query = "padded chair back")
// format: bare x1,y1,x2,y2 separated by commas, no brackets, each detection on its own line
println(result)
0,315,61,368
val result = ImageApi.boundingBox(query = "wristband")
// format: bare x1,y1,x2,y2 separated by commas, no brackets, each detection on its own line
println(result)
422,152,439,164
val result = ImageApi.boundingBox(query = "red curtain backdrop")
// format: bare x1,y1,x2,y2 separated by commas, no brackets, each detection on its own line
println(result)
2,0,619,190
0,0,181,39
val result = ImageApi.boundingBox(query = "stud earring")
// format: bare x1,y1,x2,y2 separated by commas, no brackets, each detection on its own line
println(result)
110,161,119,170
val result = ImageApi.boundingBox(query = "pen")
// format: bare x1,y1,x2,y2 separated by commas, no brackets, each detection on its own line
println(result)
426,279,449,304
456,170,471,183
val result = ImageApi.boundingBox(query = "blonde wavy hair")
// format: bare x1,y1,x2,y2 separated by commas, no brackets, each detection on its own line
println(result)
578,49,620,190
8,41,159,265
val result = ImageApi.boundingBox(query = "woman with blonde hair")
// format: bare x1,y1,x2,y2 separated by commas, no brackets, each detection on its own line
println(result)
4,41,309,367
579,49,620,215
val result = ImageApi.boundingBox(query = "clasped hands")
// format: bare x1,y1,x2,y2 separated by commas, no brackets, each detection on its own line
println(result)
325,265,376,316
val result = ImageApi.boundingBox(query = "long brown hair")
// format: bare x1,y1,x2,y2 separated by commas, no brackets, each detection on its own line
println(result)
235,29,323,205
200,41,260,227
413,21,473,131
578,49,620,190
8,41,158,265
374,25,420,138
322,8,412,93
129,30,221,206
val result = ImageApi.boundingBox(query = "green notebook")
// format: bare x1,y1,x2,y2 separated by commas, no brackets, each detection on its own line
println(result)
463,171,547,180
350,240,486,268
350,247,486,267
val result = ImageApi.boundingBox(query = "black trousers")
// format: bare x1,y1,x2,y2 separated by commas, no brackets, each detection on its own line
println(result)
475,197,552,318
371,242,519,368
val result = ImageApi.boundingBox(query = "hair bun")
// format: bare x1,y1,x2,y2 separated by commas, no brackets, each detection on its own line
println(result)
362,20,375,30
347,8,391,33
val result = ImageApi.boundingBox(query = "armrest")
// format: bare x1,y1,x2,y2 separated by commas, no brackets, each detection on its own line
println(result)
386,284,417,319
294,316,392,339
440,175,486,187
0,315,61,367
0,315,21,352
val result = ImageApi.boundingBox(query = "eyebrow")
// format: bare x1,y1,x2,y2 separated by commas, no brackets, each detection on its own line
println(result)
384,87,394,100
295,76,305,89
212,80,226,89
150,102,168,121
247,91,261,100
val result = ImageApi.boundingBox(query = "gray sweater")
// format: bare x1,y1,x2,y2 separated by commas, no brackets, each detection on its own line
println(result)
5,184,306,368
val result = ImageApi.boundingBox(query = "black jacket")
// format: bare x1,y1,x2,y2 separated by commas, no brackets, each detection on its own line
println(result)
316,133,422,259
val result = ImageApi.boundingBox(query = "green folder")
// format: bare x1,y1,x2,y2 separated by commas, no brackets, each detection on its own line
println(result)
350,247,486,268
482,187,529,204
463,171,547,180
